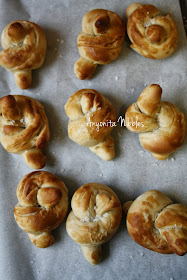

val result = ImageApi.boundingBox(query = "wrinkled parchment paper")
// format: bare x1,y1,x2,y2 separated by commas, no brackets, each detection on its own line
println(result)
0,0,186,279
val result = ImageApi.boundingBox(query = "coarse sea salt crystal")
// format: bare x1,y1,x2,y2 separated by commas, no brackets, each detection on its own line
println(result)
115,76,119,81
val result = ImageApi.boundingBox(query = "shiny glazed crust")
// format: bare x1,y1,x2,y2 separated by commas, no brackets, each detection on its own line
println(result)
126,3,178,59
74,9,125,79
14,171,68,248
124,190,187,255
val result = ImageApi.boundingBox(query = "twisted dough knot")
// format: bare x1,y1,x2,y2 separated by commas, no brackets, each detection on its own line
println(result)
14,171,68,248
66,183,122,264
126,3,178,59
123,190,187,255
0,20,46,89
0,95,50,169
125,84,186,160
74,9,125,79
65,89,117,161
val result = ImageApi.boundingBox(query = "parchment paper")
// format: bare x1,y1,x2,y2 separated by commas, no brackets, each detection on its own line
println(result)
0,0,186,279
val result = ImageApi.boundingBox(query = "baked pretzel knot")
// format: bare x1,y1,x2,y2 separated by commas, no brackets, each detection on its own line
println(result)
123,190,187,255
66,183,122,264
14,171,68,248
125,84,186,160
0,20,46,89
65,89,117,161
126,3,178,59
0,95,50,169
74,9,125,79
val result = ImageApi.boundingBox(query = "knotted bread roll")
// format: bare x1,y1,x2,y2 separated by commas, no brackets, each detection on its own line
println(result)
126,3,178,59
123,190,187,255
14,171,68,248
66,183,122,264
0,20,46,89
65,89,117,161
0,95,50,169
74,9,125,79
125,84,186,160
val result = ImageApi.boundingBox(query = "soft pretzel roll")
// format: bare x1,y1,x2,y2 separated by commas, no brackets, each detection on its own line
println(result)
0,20,46,89
74,9,125,79
124,190,187,255
64,89,117,161
125,84,186,160
0,95,50,169
14,171,68,248
126,3,178,59
66,183,122,265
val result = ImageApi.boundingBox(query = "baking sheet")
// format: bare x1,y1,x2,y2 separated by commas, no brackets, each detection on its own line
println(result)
0,0,187,279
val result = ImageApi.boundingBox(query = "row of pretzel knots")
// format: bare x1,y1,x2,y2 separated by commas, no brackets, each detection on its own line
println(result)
0,4,178,87
13,171,187,265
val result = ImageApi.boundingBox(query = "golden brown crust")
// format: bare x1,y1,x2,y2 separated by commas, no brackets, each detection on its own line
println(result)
14,171,68,248
64,89,117,160
0,95,50,169
124,190,187,255
126,3,178,59
0,20,46,89
66,183,122,264
74,9,125,79
125,84,186,159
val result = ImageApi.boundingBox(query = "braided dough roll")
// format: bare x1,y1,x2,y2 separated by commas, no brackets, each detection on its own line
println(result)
74,9,125,79
126,3,178,59
14,171,68,248
66,183,122,265
123,190,187,255
0,95,50,169
0,20,46,89
65,89,117,161
125,84,186,160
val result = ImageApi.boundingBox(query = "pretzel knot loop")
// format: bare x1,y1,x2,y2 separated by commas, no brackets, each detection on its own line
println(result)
66,183,122,264
14,171,68,248
124,190,187,255
65,89,117,161
125,84,186,160
0,20,46,89
126,3,178,59
74,9,125,79
0,95,50,169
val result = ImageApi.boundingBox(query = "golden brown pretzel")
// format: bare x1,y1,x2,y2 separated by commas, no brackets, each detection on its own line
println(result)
0,95,50,169
125,84,186,160
65,89,117,161
66,183,122,264
123,190,187,255
74,9,125,79
14,171,68,248
126,3,178,59
0,20,46,89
